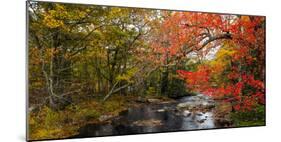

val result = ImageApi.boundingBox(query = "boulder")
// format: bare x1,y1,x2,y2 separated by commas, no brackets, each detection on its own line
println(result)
183,110,191,117
156,109,166,112
98,114,114,122
196,112,203,116
177,102,197,110
147,98,161,103
197,118,207,123
132,119,163,126
136,97,147,103
176,100,215,110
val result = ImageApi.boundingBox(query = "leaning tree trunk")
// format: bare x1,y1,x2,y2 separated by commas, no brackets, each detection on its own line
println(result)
103,81,129,102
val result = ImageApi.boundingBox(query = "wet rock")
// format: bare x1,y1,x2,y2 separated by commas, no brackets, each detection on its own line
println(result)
132,119,163,126
99,115,114,122
198,94,210,98
176,102,197,110
156,106,171,112
136,97,147,103
177,102,215,110
196,112,203,116
159,100,176,104
176,94,215,111
147,98,161,103
156,109,166,112
183,110,191,117
197,119,207,123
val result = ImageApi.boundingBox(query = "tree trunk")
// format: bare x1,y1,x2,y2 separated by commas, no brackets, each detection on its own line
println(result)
103,82,129,102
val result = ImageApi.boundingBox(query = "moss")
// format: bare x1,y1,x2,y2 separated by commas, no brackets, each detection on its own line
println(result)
231,105,265,127
28,95,133,141
28,94,174,140
236,120,265,126
28,106,80,140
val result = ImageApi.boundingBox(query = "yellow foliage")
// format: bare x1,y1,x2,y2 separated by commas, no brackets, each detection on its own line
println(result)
43,14,64,28
210,41,236,69
207,41,237,83
216,47,236,60
116,67,138,82
42,4,87,29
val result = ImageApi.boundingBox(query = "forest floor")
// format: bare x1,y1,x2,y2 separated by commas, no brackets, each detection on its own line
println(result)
28,94,174,140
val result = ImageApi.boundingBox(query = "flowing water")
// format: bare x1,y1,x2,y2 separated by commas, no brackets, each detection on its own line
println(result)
72,94,217,138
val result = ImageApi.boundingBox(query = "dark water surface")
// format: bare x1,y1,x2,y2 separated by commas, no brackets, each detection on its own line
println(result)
72,94,216,138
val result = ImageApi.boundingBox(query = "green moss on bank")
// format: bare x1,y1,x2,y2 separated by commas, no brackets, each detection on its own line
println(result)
28,95,172,140
231,105,265,127
28,95,132,140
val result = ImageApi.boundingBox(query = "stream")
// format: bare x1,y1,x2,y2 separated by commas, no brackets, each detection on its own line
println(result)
72,94,217,138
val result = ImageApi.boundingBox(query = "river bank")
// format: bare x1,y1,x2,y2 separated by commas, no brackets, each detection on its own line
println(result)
28,95,174,140
28,93,263,141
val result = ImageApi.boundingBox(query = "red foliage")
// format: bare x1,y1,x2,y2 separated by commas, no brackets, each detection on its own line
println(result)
177,66,211,91
177,66,265,112
154,13,265,112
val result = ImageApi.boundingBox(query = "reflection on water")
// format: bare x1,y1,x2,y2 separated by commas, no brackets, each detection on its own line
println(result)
73,95,216,138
